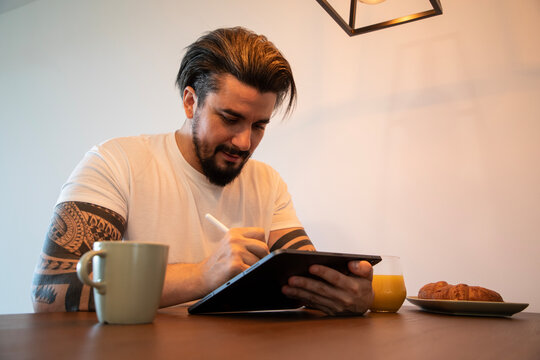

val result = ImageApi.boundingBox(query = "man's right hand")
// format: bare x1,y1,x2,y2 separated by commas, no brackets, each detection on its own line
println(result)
159,227,268,308
199,227,268,294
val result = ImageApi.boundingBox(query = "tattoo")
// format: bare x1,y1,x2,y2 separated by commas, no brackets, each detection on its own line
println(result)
44,202,124,257
36,253,78,274
33,201,126,312
286,239,314,250
33,285,58,304
270,229,314,252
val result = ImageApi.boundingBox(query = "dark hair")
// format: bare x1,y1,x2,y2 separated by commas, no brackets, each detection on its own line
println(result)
176,27,296,117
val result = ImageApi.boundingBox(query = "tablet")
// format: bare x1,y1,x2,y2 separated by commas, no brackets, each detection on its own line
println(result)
188,249,381,314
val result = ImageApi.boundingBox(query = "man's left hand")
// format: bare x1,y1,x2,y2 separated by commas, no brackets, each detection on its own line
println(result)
282,260,374,316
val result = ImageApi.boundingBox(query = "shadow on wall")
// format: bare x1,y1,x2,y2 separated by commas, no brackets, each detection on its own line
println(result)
0,0,39,14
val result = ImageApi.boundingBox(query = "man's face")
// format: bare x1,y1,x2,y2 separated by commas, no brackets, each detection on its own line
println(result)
189,74,277,186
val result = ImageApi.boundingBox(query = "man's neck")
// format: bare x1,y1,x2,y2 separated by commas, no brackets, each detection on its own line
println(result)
175,125,203,173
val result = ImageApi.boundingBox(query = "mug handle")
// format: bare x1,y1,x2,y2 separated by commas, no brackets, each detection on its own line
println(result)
76,250,106,295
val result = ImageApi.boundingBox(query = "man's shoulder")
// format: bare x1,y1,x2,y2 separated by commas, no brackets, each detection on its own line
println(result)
93,133,173,158
98,132,171,149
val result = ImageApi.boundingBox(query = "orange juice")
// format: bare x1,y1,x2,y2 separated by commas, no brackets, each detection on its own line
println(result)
370,274,407,312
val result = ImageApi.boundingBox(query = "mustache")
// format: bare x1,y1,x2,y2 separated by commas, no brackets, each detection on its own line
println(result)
215,144,250,159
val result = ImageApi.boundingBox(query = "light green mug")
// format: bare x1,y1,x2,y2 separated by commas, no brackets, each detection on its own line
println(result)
77,241,169,324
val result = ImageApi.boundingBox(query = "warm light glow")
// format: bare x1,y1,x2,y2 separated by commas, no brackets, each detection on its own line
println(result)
358,0,386,4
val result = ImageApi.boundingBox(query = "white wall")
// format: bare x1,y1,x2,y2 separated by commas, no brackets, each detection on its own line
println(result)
1,0,539,314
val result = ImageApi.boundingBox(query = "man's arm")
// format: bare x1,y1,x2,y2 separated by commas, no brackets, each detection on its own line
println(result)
160,227,270,307
269,227,374,316
160,227,314,307
267,227,315,252
34,203,270,311
32,201,126,312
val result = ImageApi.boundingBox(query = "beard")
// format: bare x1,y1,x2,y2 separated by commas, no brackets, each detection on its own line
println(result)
192,114,251,187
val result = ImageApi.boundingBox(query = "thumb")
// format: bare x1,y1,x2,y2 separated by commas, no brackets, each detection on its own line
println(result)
239,227,266,242
349,260,373,280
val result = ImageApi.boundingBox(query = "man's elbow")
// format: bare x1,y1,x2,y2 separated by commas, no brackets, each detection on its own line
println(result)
31,282,69,313
32,297,66,313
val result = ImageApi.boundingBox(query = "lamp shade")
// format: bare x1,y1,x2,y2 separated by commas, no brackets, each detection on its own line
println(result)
316,0,443,36
358,0,386,4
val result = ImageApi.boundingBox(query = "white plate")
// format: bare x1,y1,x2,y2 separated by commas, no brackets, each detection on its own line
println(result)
406,296,529,317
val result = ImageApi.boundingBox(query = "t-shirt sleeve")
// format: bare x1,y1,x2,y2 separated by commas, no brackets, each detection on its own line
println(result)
55,140,130,220
269,169,303,231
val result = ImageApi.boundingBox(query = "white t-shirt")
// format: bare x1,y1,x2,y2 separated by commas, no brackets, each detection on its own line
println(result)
56,132,302,263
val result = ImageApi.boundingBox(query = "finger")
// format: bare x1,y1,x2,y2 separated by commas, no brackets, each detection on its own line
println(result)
348,261,373,280
240,262,250,272
241,227,266,242
227,255,251,273
227,228,269,259
224,242,266,267
289,275,352,302
309,265,357,291
244,240,269,259
214,256,249,283
303,302,336,316
230,227,266,242
307,266,373,307
282,284,342,315
240,250,262,266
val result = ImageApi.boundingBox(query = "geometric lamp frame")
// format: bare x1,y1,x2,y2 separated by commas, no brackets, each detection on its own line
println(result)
315,0,443,36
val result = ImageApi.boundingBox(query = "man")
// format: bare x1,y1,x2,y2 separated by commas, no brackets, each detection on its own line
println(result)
32,27,374,316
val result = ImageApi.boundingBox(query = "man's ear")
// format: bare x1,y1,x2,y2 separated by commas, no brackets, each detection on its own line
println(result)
183,86,198,119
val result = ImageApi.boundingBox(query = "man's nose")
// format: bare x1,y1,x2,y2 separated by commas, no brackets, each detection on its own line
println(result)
231,127,251,151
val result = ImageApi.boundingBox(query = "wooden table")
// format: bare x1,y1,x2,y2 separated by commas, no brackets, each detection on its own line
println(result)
1,306,539,359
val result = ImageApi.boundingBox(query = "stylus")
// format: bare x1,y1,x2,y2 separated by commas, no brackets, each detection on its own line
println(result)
205,213,230,233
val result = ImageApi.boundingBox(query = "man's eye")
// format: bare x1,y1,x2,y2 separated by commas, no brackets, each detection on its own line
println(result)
221,115,237,124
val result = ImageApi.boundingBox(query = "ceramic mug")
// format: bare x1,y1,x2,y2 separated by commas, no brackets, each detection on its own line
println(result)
77,241,169,324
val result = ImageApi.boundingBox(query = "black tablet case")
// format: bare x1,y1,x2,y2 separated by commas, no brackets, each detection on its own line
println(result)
188,249,381,314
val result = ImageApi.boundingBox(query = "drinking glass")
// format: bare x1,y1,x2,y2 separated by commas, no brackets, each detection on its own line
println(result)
370,255,407,313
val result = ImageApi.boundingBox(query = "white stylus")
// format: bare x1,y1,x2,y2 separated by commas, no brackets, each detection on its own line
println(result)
205,213,230,233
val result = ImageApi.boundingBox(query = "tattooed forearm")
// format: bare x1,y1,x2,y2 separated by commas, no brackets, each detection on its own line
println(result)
32,201,126,312
269,228,315,252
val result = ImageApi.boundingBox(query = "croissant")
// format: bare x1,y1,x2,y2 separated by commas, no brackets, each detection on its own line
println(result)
418,281,503,302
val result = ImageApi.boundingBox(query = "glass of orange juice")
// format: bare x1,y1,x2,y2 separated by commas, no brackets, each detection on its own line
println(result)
370,255,407,313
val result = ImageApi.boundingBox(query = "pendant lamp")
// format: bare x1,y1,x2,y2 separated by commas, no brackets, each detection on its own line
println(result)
316,0,443,36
